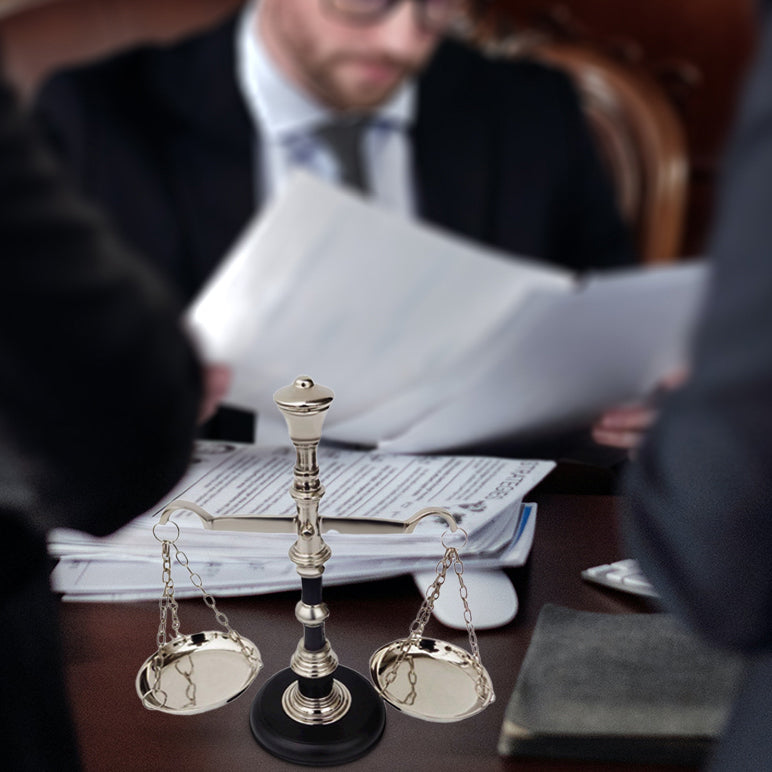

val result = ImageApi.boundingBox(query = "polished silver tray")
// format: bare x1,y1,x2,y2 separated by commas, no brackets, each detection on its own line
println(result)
369,637,494,722
136,631,262,715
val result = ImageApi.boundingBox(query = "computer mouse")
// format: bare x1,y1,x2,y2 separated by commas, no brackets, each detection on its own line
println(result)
411,568,518,630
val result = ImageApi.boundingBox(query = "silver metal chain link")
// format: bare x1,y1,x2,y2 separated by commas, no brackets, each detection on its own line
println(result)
383,530,492,702
144,521,260,707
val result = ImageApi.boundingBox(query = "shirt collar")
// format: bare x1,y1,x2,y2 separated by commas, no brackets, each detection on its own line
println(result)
237,0,416,141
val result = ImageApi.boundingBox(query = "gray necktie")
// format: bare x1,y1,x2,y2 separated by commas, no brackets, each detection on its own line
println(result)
315,118,370,194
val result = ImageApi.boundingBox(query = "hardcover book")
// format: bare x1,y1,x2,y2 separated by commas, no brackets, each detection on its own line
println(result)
498,604,744,765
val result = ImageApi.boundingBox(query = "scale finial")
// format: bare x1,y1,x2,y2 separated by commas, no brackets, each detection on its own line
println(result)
274,375,334,442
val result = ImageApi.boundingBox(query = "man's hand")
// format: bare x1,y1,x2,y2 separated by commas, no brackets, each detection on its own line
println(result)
198,364,232,424
592,402,658,453
592,370,688,455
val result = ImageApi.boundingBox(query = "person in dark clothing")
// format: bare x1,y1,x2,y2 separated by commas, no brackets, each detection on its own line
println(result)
0,59,205,769
624,2,772,767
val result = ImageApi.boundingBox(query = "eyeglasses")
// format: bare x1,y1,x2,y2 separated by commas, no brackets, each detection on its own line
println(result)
320,0,467,32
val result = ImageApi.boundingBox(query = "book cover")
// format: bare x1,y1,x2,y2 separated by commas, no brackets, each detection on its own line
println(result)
498,604,744,765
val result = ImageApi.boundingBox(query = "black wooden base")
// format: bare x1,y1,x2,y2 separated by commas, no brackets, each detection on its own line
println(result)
249,666,386,766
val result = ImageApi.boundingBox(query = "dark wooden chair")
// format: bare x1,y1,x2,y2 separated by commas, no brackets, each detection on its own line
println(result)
533,42,689,263
479,31,690,263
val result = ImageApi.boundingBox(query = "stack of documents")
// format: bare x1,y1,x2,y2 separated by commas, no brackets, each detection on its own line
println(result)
48,441,554,602
188,173,708,452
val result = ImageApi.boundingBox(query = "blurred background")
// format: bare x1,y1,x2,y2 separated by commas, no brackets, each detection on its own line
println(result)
0,0,756,261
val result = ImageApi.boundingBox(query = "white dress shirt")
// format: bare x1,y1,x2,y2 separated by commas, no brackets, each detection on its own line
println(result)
236,0,416,216
235,2,418,444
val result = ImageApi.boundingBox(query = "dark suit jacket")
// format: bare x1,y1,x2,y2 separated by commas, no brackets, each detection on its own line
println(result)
624,2,772,767
35,16,634,294
34,16,634,444
1,70,201,770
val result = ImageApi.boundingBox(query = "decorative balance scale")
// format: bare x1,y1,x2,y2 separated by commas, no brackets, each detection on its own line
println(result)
136,377,494,766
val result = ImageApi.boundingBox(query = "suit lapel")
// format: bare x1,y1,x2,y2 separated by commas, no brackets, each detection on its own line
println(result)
157,15,260,297
412,40,494,243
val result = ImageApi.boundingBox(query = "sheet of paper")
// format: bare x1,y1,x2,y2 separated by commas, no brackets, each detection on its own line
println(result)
187,173,707,452
187,172,572,443
381,261,707,452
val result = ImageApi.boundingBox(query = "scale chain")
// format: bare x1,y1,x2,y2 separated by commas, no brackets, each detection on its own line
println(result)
452,555,491,703
140,519,264,713
147,538,180,707
163,534,258,665
383,539,491,702
146,524,260,709
157,539,181,647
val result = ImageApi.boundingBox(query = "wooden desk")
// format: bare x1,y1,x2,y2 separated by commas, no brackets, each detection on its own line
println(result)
59,494,692,771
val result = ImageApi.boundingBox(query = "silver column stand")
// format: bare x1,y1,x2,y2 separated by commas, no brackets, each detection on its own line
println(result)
249,376,386,765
